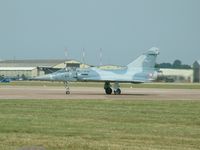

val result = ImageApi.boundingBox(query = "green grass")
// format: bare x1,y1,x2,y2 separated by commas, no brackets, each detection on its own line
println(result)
0,99,200,150
1,81,200,89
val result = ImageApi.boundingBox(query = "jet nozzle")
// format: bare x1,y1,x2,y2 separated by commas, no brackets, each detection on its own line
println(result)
148,71,158,81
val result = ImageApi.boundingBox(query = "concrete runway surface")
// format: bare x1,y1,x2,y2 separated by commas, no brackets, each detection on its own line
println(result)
0,86,200,100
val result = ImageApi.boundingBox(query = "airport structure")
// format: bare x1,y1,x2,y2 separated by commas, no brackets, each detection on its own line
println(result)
0,59,90,79
159,68,193,83
0,67,38,80
193,61,200,82
0,59,197,83
0,60,61,79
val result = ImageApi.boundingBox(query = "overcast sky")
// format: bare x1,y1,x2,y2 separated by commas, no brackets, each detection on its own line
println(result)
0,0,200,66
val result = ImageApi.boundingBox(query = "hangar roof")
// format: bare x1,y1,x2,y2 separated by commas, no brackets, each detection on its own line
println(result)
0,67,36,71
0,59,91,68
0,59,66,67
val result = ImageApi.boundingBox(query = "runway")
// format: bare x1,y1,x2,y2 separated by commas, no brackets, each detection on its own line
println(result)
0,86,200,100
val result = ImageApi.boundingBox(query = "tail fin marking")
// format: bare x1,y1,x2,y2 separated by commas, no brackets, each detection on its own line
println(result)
127,47,159,70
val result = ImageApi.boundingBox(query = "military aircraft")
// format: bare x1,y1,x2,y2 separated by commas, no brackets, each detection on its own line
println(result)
34,47,159,95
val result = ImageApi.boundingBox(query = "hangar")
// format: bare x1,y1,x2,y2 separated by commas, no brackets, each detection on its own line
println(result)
0,67,38,79
0,59,64,67
0,59,63,79
0,59,90,79
160,68,193,83
53,60,90,69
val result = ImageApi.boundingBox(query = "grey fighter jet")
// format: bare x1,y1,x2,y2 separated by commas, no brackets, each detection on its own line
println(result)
34,47,159,95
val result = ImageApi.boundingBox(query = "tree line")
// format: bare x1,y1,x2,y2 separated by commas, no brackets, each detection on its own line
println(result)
156,60,191,69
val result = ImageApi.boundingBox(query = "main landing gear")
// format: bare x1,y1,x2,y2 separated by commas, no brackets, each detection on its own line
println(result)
64,81,122,95
104,81,121,95
64,81,70,94
114,88,121,95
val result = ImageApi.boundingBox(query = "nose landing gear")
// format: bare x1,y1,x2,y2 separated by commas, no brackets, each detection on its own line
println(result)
64,81,70,94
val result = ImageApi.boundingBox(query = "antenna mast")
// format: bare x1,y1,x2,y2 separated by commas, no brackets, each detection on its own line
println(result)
64,47,68,60
64,47,68,68
82,48,85,65
99,48,103,66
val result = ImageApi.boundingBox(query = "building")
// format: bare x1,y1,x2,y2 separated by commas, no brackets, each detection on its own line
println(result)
0,59,90,79
0,67,38,79
193,61,200,83
160,68,193,83
0,59,64,67
0,59,64,79
53,60,90,69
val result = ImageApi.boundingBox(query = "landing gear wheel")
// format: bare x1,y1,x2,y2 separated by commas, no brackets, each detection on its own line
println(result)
104,81,112,95
64,81,70,95
114,88,121,95
66,91,70,95
105,87,112,95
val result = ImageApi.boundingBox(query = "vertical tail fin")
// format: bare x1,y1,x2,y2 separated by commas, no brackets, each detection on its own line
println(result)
127,47,159,70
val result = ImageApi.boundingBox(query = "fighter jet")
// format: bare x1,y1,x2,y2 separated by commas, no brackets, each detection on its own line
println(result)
34,47,159,95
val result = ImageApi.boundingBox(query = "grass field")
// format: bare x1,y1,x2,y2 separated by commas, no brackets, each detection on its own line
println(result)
1,81,200,89
0,99,200,150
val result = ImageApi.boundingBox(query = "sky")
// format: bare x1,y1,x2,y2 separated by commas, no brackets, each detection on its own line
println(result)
0,0,200,66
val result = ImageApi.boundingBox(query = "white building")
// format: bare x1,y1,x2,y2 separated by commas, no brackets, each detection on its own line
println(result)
0,67,38,79
160,68,193,83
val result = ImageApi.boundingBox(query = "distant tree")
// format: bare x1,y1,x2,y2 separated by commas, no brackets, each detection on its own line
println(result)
173,59,182,68
17,74,20,80
0,75,4,80
181,64,192,69
21,74,27,80
155,63,160,68
157,63,172,68
156,60,191,69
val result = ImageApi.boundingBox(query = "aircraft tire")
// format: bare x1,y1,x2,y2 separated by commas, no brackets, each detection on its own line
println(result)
66,91,70,95
105,87,112,95
114,89,121,95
